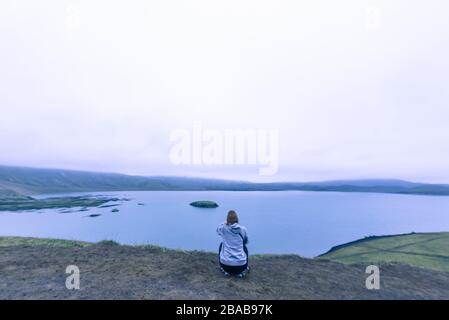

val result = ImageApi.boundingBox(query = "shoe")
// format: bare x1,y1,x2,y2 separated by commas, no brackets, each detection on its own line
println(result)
220,267,230,277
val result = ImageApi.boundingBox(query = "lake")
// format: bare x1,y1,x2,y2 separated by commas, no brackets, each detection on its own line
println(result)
1,191,449,257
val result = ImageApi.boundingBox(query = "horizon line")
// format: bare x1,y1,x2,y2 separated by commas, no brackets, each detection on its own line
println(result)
1,163,447,186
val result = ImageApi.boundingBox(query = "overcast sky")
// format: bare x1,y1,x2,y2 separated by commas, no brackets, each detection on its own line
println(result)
1,0,449,182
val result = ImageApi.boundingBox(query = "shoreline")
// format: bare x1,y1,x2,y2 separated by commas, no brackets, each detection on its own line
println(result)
319,231,427,256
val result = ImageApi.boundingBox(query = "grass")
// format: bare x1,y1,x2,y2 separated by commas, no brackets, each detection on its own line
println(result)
319,232,449,273
0,236,184,253
3,232,449,275
0,236,92,248
2,235,449,299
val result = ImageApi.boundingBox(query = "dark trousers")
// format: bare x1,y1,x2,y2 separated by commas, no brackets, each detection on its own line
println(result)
218,243,249,274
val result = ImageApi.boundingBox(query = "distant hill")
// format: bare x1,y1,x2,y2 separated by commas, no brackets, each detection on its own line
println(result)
0,165,260,196
1,165,449,196
0,188,32,201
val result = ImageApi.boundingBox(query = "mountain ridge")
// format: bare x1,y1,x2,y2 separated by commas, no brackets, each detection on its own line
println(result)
1,164,449,197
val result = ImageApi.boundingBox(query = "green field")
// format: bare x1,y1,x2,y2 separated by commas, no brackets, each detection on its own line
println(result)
319,232,449,273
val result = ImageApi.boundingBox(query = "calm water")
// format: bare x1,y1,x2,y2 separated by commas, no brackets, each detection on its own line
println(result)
1,191,449,257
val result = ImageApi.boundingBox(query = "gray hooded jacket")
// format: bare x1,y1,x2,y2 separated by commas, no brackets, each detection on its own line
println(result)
217,222,248,266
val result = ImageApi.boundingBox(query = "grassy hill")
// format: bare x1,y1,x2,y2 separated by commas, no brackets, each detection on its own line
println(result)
0,188,32,201
1,236,449,299
0,165,175,195
2,164,449,196
319,232,449,273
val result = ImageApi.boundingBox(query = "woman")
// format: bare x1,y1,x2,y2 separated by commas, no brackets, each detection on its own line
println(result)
216,210,249,277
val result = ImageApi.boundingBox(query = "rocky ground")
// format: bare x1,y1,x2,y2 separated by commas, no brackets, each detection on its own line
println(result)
1,238,449,300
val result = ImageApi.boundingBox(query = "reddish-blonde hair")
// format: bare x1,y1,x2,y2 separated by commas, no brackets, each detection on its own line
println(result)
227,210,238,225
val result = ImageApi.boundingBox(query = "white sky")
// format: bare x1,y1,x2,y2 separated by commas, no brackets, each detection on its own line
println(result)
1,0,449,182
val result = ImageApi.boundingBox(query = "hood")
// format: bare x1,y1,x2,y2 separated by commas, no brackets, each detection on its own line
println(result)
228,223,242,233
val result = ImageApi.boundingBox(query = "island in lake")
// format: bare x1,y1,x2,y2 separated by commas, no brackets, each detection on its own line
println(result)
190,201,219,208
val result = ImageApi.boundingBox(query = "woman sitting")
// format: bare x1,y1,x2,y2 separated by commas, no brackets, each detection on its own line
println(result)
216,210,249,278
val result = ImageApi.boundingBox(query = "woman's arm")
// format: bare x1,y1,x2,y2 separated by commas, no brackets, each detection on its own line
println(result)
216,221,226,236
241,226,249,244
